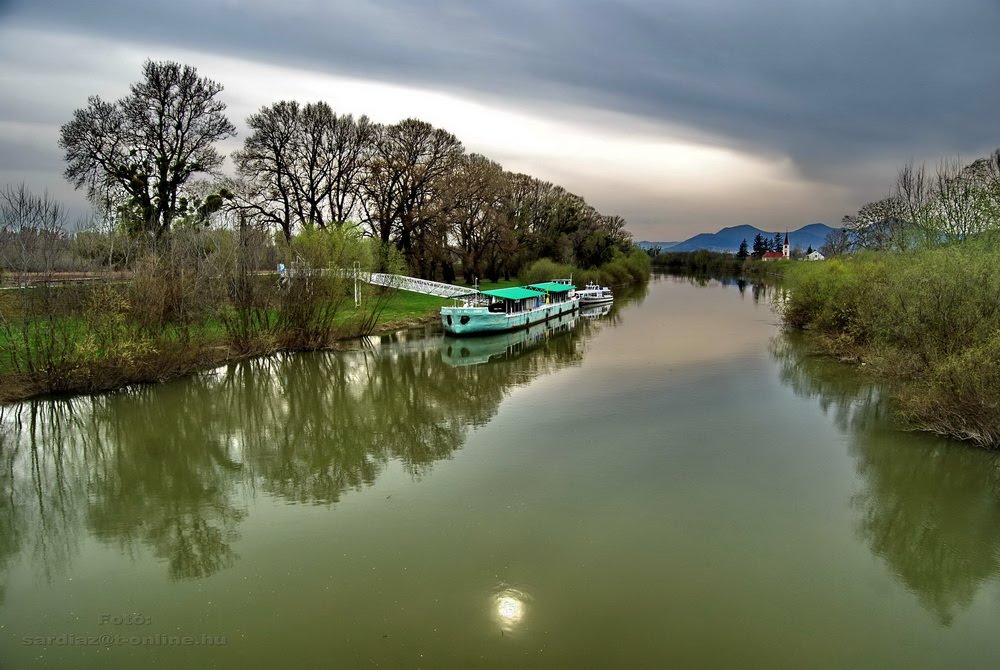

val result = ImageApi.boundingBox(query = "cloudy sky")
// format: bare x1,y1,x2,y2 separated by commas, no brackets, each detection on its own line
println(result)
1,0,998,240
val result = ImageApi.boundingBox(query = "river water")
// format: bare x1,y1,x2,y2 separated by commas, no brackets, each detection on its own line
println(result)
2,275,1000,668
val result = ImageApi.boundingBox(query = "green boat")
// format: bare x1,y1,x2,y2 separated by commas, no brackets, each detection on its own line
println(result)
440,281,580,336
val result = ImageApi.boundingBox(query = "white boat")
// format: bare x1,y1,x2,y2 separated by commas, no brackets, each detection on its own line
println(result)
576,282,614,306
440,281,580,336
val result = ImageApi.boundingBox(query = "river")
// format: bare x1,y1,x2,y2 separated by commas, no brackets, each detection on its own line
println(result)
2,275,1000,668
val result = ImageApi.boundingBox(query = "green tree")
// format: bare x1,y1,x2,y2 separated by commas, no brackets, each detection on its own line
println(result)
772,232,783,252
751,233,768,259
59,60,236,238
736,238,749,260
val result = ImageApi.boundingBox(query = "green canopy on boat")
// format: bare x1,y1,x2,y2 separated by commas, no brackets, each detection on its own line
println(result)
527,282,576,293
481,287,545,301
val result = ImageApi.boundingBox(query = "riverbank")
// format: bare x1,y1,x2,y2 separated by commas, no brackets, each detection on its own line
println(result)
0,249,654,405
0,283,470,404
779,235,1000,448
2,271,646,404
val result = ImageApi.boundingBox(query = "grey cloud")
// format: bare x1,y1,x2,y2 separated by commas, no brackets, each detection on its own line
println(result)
5,0,996,172
0,137,62,172
2,0,998,235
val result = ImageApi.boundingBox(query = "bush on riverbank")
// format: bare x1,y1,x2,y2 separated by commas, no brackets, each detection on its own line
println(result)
519,248,651,287
648,249,747,276
0,225,404,401
780,234,1000,447
0,225,649,402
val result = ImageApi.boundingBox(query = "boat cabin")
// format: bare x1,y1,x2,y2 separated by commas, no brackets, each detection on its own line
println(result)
526,282,576,303
480,287,548,314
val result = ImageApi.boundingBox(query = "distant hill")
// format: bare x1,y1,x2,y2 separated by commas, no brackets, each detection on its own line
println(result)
663,223,837,253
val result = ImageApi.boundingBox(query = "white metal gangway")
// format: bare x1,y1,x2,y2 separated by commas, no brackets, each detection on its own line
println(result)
357,272,478,299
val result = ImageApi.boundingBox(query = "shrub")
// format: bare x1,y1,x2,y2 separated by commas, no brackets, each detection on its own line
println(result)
781,234,1000,447
518,258,575,285
904,333,1000,447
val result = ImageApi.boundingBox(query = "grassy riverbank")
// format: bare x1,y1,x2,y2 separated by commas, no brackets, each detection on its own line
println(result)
1,224,650,405
0,278,525,403
779,234,1000,447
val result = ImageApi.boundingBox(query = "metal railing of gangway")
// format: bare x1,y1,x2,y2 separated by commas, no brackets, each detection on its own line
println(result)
358,272,478,299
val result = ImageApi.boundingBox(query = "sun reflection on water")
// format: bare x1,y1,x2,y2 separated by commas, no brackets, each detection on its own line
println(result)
493,587,530,632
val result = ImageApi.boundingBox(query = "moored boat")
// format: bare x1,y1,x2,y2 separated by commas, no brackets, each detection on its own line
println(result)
440,281,580,335
576,282,614,306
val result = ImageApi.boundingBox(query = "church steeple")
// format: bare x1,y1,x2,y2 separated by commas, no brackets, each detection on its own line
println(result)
782,230,790,259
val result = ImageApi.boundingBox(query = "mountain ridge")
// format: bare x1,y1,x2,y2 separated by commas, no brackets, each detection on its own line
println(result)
639,223,837,253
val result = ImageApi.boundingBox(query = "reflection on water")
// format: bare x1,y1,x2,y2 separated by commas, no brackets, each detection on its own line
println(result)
773,333,1000,625
492,585,530,633
442,312,579,367
580,302,612,320
0,316,608,584
5,277,1000,666
659,272,780,306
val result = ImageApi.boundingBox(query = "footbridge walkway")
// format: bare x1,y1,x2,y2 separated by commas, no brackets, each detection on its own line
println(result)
354,272,477,299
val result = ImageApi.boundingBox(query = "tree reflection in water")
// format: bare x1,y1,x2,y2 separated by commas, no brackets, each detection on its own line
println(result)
0,317,593,582
773,333,1000,625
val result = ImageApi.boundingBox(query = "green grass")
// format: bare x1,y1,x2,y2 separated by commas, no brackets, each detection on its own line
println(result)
0,279,523,382
369,279,520,326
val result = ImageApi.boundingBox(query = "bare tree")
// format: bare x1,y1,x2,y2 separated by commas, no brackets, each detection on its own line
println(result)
819,228,852,257
234,101,375,239
894,161,931,234
325,112,376,225
443,154,507,282
0,184,68,276
929,155,1000,241
841,197,910,251
358,119,464,275
497,173,558,275
232,101,299,239
59,60,235,239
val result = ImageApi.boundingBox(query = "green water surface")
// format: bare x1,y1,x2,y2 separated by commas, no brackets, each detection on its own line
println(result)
2,276,1000,668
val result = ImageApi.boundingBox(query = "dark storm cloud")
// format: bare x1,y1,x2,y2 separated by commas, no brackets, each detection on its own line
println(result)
5,0,998,173
3,0,999,237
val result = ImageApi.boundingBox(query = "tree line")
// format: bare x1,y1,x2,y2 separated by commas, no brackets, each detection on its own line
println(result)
821,151,1000,256
56,59,634,281
779,149,1000,448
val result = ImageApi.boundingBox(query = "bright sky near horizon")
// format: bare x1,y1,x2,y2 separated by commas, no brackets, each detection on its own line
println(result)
1,0,997,240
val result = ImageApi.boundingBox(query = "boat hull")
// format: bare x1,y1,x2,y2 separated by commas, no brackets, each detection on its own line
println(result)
441,297,580,336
